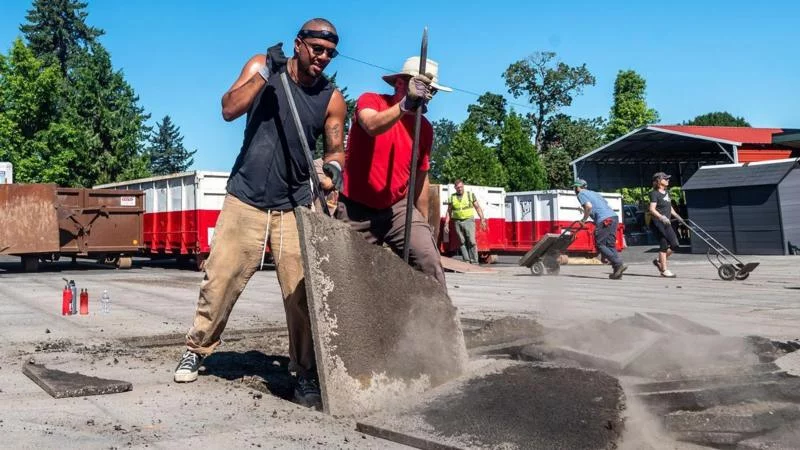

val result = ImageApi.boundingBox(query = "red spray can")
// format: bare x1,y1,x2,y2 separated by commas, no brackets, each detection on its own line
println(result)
62,284,72,315
79,289,89,315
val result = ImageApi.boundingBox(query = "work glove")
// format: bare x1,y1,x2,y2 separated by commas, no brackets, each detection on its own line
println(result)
400,73,433,113
322,161,342,191
659,215,671,225
443,223,450,235
266,43,288,74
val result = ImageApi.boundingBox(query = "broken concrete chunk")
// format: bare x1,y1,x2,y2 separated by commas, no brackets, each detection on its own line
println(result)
665,402,800,434
295,207,468,417
358,361,625,450
22,362,132,398
736,420,800,449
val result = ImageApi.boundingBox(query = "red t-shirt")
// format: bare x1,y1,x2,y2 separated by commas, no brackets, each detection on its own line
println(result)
342,93,433,210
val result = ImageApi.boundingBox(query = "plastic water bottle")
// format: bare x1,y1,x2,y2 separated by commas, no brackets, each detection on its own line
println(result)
101,290,111,314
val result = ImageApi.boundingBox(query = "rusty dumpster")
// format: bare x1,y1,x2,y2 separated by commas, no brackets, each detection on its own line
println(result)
0,184,144,271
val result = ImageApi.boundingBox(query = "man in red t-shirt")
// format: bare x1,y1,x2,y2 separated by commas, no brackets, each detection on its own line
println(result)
337,56,452,287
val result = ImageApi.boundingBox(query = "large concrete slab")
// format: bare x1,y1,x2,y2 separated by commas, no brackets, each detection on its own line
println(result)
22,361,132,398
736,420,800,449
295,207,468,416
665,402,800,434
357,360,625,450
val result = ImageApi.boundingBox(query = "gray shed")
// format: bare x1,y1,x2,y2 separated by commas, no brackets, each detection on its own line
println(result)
682,158,800,255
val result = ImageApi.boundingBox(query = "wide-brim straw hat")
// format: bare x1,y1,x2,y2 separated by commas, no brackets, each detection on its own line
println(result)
382,56,452,92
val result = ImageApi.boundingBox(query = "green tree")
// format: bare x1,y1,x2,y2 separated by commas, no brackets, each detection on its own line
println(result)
67,44,151,185
541,114,606,188
147,115,196,175
0,38,79,185
465,92,507,146
542,147,574,189
502,52,596,150
498,112,547,191
542,114,606,159
684,111,750,127
430,118,457,184
606,69,659,140
443,122,506,186
20,0,103,75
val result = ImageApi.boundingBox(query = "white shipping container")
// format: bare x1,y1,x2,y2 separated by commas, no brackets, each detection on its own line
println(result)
438,184,506,219
0,162,13,184
95,171,229,213
505,190,623,224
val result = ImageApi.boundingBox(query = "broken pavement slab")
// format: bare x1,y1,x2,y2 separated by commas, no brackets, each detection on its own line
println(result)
22,361,132,398
357,360,625,450
295,207,468,417
736,420,800,449
614,312,720,336
666,402,800,434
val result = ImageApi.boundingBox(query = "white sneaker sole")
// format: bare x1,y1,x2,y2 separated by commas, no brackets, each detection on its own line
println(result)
174,371,199,383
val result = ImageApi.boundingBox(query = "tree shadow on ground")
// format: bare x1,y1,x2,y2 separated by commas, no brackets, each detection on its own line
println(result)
201,351,293,400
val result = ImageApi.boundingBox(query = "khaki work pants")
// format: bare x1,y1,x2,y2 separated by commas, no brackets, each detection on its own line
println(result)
185,195,315,376
335,195,446,289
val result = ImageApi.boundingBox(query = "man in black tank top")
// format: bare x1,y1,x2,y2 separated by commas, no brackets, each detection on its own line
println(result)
173,18,347,411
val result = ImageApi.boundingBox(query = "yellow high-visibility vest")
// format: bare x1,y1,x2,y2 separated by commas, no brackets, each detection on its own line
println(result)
450,192,476,220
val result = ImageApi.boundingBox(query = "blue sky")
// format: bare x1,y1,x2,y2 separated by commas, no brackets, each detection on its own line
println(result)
1,1,798,172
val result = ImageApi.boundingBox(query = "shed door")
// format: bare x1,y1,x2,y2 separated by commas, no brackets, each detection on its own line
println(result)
686,189,734,254
730,186,783,255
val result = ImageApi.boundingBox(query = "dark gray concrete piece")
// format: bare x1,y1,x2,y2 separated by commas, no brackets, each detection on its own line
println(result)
467,338,541,358
632,372,789,394
635,379,800,414
736,420,800,449
357,361,625,450
22,362,132,398
665,402,800,433
295,208,468,417
673,431,749,446
463,316,544,348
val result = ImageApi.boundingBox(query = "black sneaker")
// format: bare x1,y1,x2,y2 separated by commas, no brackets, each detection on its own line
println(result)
294,375,322,409
609,264,628,280
174,350,204,383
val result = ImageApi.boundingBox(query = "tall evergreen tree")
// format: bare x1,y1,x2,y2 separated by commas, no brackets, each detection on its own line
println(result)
606,70,659,140
68,44,151,184
147,115,196,175
20,0,103,75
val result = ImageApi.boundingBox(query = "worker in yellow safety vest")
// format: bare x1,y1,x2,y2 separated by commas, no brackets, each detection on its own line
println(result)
444,179,487,264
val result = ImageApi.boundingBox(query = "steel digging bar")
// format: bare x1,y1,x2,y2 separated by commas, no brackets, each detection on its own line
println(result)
402,27,428,263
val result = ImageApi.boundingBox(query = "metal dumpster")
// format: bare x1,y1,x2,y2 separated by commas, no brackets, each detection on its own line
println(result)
0,184,144,271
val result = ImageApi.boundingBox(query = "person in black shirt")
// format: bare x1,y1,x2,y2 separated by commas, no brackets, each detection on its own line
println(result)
649,172,684,278
173,18,347,411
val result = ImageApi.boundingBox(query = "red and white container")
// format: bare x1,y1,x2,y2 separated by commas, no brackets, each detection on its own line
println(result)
503,190,624,254
95,171,230,267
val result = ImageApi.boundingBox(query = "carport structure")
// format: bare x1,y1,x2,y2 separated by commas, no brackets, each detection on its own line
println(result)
571,126,800,191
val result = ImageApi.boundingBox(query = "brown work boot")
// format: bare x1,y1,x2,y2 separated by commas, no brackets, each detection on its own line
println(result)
609,264,628,280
